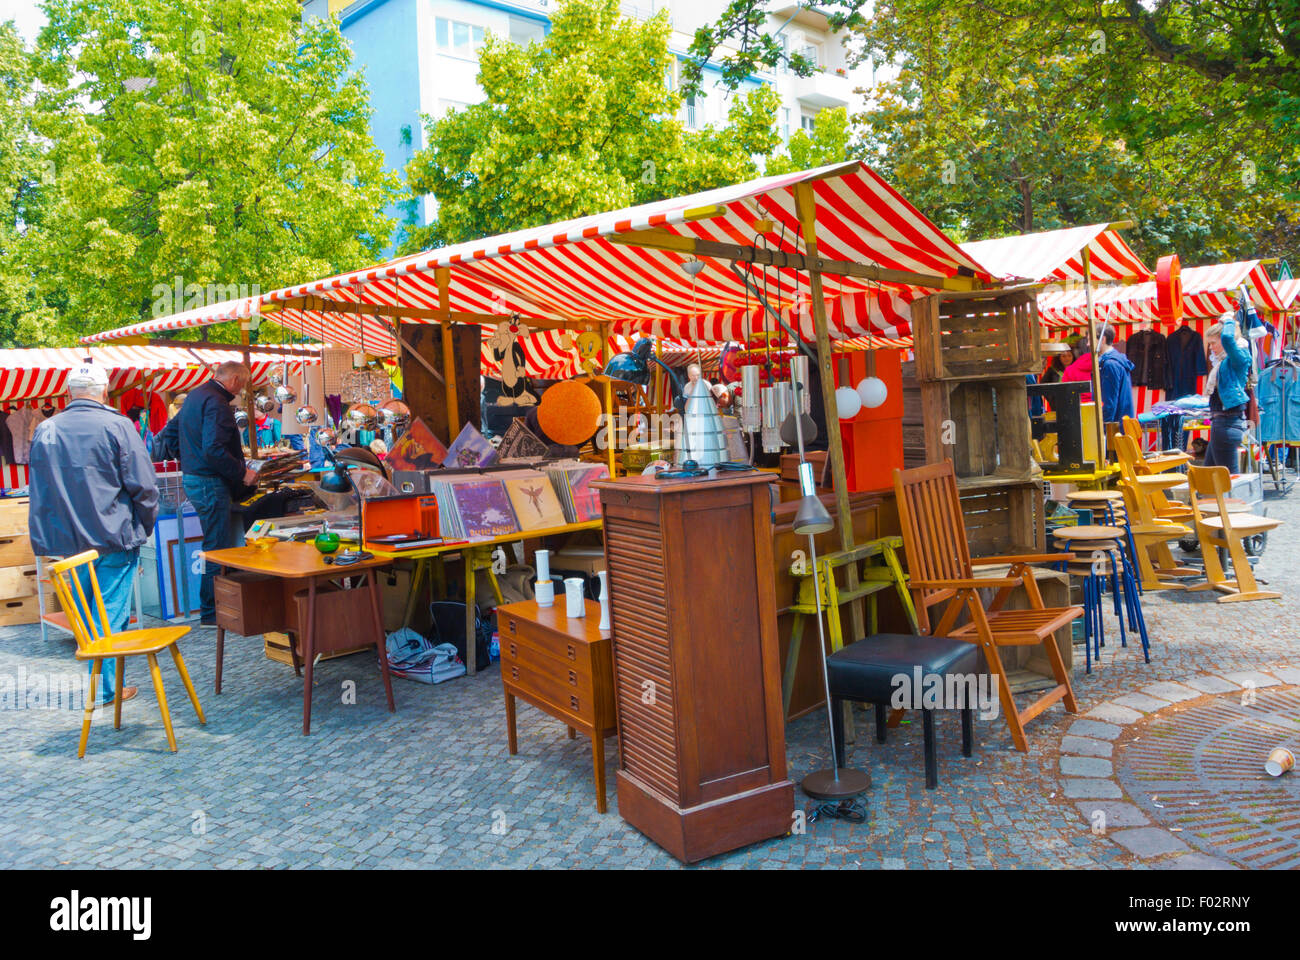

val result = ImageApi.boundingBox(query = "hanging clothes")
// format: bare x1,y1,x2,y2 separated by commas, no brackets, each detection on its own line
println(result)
0,412,13,465
1125,327,1168,390
118,388,169,431
7,407,37,464
1165,323,1208,400
1256,363,1300,443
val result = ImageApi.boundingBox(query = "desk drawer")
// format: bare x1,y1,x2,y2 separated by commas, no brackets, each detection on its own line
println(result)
500,636,592,698
504,661,594,725
500,615,592,670
214,572,284,636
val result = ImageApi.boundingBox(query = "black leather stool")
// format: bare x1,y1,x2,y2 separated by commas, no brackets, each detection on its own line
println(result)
827,633,980,789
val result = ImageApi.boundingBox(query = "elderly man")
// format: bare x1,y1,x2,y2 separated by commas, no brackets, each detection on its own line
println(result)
29,364,159,707
176,361,258,625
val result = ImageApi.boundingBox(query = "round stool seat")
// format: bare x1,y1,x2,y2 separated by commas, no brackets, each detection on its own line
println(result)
1053,525,1124,541
1068,491,1123,502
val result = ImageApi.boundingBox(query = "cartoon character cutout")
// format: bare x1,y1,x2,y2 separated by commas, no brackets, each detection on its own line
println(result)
576,331,603,377
489,320,537,406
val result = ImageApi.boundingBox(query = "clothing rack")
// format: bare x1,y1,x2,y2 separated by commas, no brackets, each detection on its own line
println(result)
1260,352,1299,492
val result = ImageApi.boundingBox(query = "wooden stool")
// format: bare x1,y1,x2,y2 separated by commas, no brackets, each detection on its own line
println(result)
1053,526,1150,669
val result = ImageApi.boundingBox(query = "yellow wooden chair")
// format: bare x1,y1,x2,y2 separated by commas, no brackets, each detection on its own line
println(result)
1115,435,1193,524
48,550,205,757
1185,466,1281,602
1121,417,1192,472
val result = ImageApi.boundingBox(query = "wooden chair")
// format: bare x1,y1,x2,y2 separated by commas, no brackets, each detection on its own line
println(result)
1185,465,1282,602
49,550,205,757
1115,435,1193,524
893,461,1081,753
1122,417,1192,472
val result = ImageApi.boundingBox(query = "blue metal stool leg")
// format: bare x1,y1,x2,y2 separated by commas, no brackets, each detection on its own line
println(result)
1108,548,1127,650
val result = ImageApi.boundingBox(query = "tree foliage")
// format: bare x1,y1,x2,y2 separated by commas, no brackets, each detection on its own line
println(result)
402,0,848,253
23,0,399,344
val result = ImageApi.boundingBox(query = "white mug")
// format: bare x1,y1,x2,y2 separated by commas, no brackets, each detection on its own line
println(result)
564,577,586,618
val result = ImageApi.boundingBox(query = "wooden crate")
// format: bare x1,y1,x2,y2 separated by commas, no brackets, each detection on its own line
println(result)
910,287,1041,381
902,372,1037,481
263,631,369,665
958,477,1047,556
0,564,38,600
0,594,41,626
0,498,29,538
0,535,35,568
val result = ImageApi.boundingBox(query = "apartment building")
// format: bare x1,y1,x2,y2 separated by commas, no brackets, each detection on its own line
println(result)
301,0,869,242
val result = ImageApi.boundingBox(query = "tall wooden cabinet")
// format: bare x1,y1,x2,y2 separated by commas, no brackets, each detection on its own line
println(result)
594,472,793,862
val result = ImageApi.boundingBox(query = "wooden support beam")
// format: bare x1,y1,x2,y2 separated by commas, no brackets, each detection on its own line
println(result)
436,269,459,435
137,337,321,358
792,181,865,645
239,324,258,459
609,230,976,291
274,295,573,331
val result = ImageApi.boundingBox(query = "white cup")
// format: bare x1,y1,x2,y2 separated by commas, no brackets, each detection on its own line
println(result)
564,577,586,618
535,549,550,583
535,579,554,608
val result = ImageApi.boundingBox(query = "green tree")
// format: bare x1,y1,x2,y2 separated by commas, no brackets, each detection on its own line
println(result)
28,0,400,343
402,0,843,252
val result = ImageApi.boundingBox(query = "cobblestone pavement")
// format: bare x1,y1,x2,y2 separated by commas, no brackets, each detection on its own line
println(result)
2,481,1297,869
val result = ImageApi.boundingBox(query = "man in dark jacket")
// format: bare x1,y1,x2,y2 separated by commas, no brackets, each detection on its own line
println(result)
1097,324,1136,424
177,362,257,624
29,364,159,707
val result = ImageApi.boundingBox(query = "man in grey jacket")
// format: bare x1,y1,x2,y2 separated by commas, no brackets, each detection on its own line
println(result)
29,364,160,707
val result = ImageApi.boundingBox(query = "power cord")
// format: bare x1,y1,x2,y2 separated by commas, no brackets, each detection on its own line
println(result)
807,798,868,824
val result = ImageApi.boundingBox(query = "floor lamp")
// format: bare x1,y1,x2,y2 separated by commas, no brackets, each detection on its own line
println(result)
787,380,872,801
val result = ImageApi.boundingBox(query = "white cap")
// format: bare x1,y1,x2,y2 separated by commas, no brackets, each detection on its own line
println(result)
66,363,110,388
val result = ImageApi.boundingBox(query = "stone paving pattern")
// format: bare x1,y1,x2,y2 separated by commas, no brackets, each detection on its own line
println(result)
2,482,1297,869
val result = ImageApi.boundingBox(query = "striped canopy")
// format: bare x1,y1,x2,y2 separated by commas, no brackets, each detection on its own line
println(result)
1038,260,1284,328
960,223,1151,284
82,162,990,364
1276,277,1300,311
0,345,316,403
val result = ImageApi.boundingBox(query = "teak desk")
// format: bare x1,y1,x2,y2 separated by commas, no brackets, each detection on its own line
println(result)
495,598,617,812
203,542,396,734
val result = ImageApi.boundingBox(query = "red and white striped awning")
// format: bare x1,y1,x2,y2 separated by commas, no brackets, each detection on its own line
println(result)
1276,277,1300,311
82,161,991,361
1038,260,1284,328
960,223,1151,284
0,345,317,403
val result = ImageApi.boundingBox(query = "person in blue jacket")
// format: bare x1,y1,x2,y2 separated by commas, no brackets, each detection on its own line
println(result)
1096,324,1136,425
1203,313,1252,469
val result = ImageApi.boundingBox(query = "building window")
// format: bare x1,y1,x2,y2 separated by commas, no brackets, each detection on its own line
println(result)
801,111,817,132
508,16,545,46
685,95,697,128
436,17,487,59
800,42,821,69
782,107,791,140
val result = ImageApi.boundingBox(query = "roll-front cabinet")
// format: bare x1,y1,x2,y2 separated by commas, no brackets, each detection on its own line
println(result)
594,472,793,862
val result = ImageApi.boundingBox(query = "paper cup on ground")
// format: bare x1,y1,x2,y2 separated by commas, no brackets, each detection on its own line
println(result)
535,579,555,608
1265,747,1295,777
564,578,586,618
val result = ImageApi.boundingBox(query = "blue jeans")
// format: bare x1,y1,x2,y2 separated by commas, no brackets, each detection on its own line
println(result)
71,548,140,704
1205,413,1246,470
183,474,237,620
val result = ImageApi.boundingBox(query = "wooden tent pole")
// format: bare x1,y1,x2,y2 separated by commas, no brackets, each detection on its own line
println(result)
241,324,259,459
1082,249,1108,462
436,268,460,435
793,181,865,643
600,322,616,478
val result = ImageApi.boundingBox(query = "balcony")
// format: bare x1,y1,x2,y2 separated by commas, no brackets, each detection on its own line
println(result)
791,69,853,108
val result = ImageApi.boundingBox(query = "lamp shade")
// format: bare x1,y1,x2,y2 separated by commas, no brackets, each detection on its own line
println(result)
793,493,834,536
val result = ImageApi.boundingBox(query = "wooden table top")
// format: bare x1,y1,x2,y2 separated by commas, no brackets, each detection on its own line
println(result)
497,598,609,644
204,541,391,578
365,519,604,560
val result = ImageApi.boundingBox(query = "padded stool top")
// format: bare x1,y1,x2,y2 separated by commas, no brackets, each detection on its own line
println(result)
1053,525,1124,540
827,633,980,705
1067,491,1123,502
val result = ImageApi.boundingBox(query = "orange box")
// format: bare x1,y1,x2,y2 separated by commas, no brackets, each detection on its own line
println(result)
361,493,440,541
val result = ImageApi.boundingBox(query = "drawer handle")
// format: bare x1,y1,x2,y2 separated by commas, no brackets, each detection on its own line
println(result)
566,643,576,660
568,670,577,686
510,666,519,681
507,619,516,634
569,695,580,710
508,642,517,658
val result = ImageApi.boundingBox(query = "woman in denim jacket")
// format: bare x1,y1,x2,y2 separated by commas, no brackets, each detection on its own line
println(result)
1203,314,1252,469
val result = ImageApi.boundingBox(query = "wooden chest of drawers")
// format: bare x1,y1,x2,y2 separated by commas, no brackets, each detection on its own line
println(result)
497,599,616,812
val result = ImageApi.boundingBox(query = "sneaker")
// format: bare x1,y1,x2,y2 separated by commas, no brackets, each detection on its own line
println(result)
199,615,217,626
96,686,138,709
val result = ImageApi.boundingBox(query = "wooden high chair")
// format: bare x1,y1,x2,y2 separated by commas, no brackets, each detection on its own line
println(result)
893,461,1081,753
1115,435,1193,524
1121,417,1193,472
1185,466,1281,602
49,550,205,757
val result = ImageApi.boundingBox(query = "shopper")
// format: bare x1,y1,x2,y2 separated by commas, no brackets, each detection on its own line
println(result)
177,362,257,625
28,364,159,707
1096,324,1136,424
1061,337,1093,394
1203,314,1252,469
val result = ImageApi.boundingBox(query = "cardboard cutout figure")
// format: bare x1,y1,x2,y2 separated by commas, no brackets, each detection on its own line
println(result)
490,321,538,406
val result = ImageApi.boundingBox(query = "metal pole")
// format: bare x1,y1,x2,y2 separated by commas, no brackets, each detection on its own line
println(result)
1081,248,1108,463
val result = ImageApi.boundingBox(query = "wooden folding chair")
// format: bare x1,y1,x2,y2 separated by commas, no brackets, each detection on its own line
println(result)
893,462,1081,753
1185,465,1281,602
1122,417,1192,472
1115,435,1193,523
49,550,205,757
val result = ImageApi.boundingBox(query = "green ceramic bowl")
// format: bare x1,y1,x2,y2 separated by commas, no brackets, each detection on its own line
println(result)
313,531,341,554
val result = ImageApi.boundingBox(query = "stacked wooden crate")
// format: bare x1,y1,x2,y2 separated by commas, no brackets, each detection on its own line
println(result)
0,498,45,626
